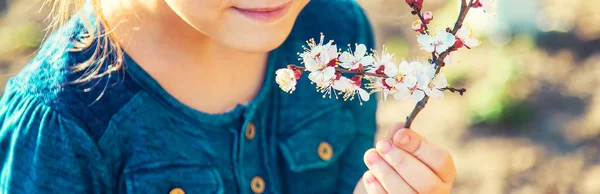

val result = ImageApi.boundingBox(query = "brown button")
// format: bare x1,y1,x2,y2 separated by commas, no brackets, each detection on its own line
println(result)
169,188,185,194
250,176,265,194
318,141,333,161
245,122,256,140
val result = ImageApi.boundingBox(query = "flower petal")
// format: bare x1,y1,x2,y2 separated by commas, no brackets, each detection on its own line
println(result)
384,63,398,77
417,34,436,53
360,55,375,67
465,39,480,48
417,74,430,89
323,67,336,80
303,55,318,71
444,52,457,64
355,44,367,57
358,88,370,101
430,89,444,98
412,90,426,101
434,74,449,88
393,87,411,100
398,60,414,74
340,52,354,64
403,75,418,88
385,78,397,87
333,77,353,91
328,44,339,59
308,71,323,84
435,31,456,53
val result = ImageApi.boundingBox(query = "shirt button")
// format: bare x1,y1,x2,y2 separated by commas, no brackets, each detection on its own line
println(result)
245,122,256,140
169,188,185,194
250,176,265,194
318,141,333,161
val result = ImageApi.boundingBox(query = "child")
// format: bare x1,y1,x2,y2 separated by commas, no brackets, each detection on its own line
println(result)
0,0,456,193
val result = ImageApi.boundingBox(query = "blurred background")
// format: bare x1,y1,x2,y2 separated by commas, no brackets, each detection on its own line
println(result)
1,0,599,193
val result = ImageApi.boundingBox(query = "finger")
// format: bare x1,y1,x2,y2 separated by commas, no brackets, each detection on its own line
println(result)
362,171,387,194
363,149,417,194
392,128,456,183
386,122,406,137
376,138,449,194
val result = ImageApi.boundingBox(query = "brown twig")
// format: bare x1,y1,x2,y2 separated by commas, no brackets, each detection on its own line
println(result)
288,65,387,78
440,87,467,96
451,0,472,35
404,0,474,129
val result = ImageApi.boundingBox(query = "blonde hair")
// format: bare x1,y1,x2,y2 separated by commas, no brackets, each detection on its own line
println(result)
45,0,123,86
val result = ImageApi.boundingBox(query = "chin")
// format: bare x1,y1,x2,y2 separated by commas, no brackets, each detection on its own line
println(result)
219,26,294,53
236,34,290,53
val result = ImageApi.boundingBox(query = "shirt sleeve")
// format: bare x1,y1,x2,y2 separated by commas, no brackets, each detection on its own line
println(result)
0,83,111,194
336,3,378,194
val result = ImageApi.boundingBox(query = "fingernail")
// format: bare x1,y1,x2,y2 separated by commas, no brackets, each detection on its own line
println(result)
366,151,380,165
394,130,411,146
376,140,393,154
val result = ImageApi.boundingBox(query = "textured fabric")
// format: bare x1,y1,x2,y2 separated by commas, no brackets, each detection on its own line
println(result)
0,0,377,193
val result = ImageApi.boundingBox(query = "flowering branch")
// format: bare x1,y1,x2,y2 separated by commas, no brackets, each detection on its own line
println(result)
288,65,387,78
275,0,496,130
404,0,477,128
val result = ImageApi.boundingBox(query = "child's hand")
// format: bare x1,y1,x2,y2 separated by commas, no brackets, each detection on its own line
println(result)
356,123,456,194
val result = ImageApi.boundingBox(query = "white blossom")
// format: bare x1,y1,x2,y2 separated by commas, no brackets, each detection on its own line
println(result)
368,47,395,74
339,44,375,70
275,68,298,93
456,26,479,49
417,30,456,53
474,0,498,16
333,77,370,102
417,74,449,99
299,34,339,87
308,66,336,86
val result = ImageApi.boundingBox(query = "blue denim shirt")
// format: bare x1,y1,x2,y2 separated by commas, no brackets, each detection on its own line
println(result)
0,1,377,193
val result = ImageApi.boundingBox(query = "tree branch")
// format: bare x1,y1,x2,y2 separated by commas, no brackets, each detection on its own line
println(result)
440,87,467,95
288,65,387,78
404,0,474,129
404,96,429,128
414,8,430,33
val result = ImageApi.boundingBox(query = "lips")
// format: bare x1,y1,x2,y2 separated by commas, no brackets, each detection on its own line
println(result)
233,1,292,22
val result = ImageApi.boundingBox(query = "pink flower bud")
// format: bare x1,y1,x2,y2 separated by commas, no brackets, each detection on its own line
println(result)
472,0,483,8
414,0,424,10
294,69,303,80
422,11,433,24
453,37,464,50
412,20,425,33
406,0,423,10
350,76,363,87
287,65,303,79
335,73,342,80
350,64,365,73
375,65,385,75
327,58,338,67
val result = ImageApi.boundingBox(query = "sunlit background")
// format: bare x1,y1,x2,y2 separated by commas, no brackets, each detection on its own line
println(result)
1,0,599,193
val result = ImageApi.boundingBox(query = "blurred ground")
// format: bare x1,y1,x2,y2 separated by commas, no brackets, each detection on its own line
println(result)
1,0,600,193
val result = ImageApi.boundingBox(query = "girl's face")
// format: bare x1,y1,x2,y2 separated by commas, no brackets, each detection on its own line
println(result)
164,0,310,53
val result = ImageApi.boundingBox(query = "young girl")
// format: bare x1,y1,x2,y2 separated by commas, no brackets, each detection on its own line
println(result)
0,0,456,193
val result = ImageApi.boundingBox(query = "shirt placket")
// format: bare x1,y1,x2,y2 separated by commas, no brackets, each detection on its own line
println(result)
237,104,272,194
